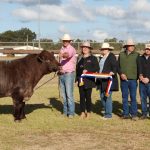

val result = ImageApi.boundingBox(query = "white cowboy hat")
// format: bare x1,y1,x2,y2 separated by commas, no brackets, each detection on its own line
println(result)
100,43,112,50
123,39,135,48
61,34,72,41
109,46,114,50
145,44,150,50
80,41,93,49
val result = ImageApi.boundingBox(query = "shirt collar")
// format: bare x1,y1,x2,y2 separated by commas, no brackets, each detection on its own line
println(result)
144,54,150,59
124,50,135,55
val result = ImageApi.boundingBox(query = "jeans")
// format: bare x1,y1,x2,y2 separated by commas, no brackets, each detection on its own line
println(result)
59,72,75,116
79,87,92,113
121,80,138,117
139,82,150,116
100,91,113,118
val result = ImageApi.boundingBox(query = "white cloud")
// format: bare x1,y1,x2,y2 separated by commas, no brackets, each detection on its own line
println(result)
12,4,79,22
2,0,150,42
12,8,38,21
132,0,150,12
1,0,61,6
70,0,95,21
92,30,109,42
11,0,95,22
58,25,69,33
96,6,126,19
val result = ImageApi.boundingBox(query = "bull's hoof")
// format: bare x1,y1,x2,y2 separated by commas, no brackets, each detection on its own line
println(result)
14,119,21,123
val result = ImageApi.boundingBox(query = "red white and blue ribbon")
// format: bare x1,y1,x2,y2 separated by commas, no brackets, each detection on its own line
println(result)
80,72,113,97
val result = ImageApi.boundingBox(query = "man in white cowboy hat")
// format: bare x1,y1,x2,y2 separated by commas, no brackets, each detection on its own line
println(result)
118,39,139,120
59,33,76,118
138,43,150,119
97,42,118,119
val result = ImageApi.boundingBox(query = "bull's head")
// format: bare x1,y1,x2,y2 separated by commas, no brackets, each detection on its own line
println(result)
37,50,60,72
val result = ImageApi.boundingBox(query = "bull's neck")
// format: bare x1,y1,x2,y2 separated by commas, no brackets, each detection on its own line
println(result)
32,61,50,88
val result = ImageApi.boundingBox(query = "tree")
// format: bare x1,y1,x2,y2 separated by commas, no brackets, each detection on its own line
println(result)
0,28,36,42
104,38,117,43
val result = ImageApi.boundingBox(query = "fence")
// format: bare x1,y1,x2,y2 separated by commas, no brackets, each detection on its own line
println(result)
0,41,147,57
0,41,146,51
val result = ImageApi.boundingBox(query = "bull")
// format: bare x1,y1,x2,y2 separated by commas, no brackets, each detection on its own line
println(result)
0,50,60,121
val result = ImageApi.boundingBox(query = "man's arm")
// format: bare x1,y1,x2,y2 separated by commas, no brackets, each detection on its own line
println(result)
117,54,128,80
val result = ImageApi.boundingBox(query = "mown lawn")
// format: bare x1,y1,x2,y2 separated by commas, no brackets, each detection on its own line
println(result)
0,74,150,150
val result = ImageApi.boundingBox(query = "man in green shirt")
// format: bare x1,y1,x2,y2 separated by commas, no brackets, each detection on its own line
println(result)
118,39,139,120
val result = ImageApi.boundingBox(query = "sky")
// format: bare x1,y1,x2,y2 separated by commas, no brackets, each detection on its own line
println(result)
0,0,150,42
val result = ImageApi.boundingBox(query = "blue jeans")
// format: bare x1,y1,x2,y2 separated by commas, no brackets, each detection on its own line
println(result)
139,82,150,116
59,72,75,116
100,91,113,118
121,80,138,117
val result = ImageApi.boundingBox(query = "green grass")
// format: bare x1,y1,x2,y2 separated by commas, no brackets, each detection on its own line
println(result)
0,74,150,150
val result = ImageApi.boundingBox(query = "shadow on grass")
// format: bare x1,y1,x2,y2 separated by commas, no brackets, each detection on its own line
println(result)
49,97,123,116
49,97,81,115
93,100,122,117
113,101,142,117
49,97,142,117
92,100,103,116
0,103,52,115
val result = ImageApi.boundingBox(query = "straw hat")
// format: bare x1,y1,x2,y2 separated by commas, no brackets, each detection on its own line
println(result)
80,41,93,49
145,43,150,50
100,43,112,50
123,39,135,48
61,34,72,41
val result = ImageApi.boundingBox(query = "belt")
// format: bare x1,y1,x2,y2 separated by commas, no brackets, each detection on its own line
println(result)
59,71,75,75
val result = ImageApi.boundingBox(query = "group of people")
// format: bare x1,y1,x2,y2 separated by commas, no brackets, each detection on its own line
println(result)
58,33,150,120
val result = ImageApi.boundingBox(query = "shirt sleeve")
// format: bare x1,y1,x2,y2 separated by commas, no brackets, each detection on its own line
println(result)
117,54,122,75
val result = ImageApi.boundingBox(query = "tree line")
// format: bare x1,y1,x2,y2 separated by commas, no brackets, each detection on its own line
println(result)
0,28,145,51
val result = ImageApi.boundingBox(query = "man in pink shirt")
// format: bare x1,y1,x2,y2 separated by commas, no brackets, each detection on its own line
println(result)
59,34,76,118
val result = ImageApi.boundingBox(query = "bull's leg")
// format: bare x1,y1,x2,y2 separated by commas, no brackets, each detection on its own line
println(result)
20,102,26,120
13,99,24,122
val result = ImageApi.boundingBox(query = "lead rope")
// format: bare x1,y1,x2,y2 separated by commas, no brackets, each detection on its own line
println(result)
34,72,57,91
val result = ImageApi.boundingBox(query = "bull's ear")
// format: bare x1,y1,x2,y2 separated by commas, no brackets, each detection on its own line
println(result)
37,55,44,62
37,52,45,62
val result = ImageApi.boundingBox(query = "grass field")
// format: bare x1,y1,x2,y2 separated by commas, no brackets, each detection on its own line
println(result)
0,72,150,150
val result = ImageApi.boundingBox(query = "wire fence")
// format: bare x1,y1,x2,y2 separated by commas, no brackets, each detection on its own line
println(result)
0,41,146,52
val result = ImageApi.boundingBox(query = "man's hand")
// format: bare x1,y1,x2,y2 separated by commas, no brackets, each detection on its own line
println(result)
139,75,144,82
62,52,69,59
139,75,149,84
109,72,114,76
142,78,149,84
83,70,88,74
120,74,128,81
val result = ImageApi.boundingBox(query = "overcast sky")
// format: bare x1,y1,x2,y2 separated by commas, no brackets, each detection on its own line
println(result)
0,0,150,42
